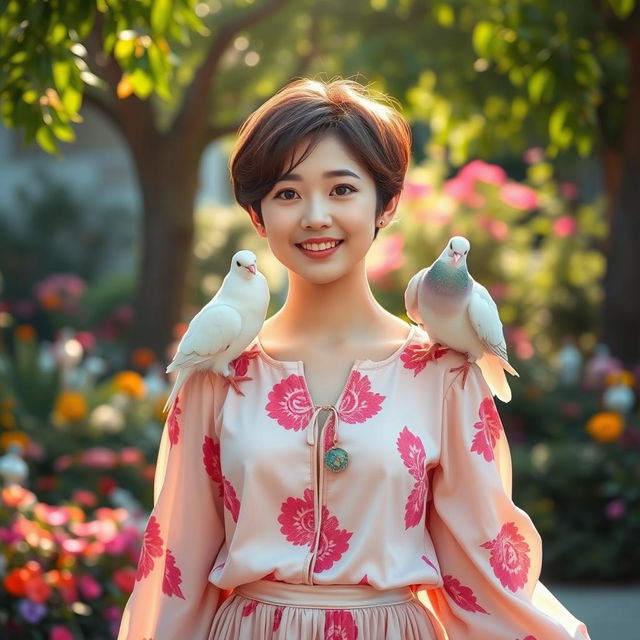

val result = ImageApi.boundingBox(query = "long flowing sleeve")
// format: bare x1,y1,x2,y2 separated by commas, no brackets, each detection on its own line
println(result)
117,371,225,640
422,362,591,640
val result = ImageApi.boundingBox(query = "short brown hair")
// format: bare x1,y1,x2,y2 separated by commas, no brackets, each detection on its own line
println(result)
229,77,412,239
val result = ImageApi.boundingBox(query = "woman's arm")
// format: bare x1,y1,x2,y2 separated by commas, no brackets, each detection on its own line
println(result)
420,362,590,640
117,371,225,640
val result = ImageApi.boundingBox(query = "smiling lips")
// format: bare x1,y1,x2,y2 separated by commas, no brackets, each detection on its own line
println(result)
296,237,344,252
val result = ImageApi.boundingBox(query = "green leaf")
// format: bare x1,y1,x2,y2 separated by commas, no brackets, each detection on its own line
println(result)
52,59,71,92
472,21,495,58
130,67,154,98
151,0,173,35
528,67,554,103
607,0,636,19
35,125,58,154
549,101,572,141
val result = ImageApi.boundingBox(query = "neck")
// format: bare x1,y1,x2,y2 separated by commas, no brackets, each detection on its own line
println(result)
268,259,388,346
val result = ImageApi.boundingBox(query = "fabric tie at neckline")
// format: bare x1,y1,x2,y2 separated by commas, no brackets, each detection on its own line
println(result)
306,405,349,472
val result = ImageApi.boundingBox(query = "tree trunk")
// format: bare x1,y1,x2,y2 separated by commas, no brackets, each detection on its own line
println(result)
600,29,640,366
128,134,201,360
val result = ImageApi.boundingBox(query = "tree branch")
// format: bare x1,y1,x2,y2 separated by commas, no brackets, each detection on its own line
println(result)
173,0,291,141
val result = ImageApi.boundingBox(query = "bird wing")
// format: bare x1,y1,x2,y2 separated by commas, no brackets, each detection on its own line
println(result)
404,267,428,325
467,279,509,362
166,304,243,372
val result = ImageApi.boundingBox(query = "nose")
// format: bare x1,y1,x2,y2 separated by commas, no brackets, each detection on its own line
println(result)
301,194,332,229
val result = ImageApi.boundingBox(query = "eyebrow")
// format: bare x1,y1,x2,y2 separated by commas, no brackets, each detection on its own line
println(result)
275,169,362,183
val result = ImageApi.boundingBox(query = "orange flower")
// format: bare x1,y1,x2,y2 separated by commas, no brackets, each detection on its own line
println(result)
15,325,36,341
25,574,52,603
131,347,156,369
2,485,37,508
605,370,636,388
54,391,88,422
0,430,29,451
586,412,624,443
40,291,62,311
114,371,146,398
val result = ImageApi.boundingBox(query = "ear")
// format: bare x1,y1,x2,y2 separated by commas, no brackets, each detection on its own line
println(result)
377,191,402,226
247,205,267,238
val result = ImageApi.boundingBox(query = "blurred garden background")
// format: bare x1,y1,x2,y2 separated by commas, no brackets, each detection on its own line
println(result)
1,0,639,638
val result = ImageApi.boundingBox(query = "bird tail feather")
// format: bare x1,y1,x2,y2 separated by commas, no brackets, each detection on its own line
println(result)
163,368,190,414
476,353,514,403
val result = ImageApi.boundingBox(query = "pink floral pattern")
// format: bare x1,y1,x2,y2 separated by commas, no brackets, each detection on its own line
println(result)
470,397,503,462
162,548,185,599
266,375,313,430
231,345,260,377
273,606,284,631
168,397,181,446
242,599,258,617
401,342,450,376
443,574,489,614
480,522,531,592
396,427,427,528
324,609,358,640
278,488,352,573
338,371,385,424
421,554,439,574
358,574,370,585
202,436,240,522
136,515,163,581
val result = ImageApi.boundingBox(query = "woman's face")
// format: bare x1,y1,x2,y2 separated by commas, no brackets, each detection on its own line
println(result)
250,134,398,285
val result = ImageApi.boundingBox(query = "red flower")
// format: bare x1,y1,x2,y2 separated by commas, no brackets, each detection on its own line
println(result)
443,574,489,614
162,548,185,599
480,522,531,592
266,375,313,430
324,609,359,640
136,516,163,581
470,397,503,462
338,371,385,424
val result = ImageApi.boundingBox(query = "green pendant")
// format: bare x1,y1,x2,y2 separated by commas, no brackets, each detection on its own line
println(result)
324,447,349,472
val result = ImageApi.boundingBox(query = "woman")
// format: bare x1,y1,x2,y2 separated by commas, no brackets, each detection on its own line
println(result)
117,77,591,639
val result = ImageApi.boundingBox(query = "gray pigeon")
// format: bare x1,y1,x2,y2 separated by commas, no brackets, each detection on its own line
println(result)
404,236,518,402
163,249,270,413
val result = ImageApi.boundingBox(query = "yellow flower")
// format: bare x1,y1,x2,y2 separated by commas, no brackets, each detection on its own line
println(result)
0,430,29,452
605,370,636,388
54,391,88,422
586,412,624,443
114,371,146,398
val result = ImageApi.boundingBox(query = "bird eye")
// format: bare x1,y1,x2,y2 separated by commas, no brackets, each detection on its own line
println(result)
236,260,241,267
449,243,453,249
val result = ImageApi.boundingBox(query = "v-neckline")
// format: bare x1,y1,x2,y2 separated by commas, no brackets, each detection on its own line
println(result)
254,324,416,409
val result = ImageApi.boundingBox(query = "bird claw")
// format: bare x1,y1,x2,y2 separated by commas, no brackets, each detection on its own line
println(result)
448,358,473,389
224,374,252,396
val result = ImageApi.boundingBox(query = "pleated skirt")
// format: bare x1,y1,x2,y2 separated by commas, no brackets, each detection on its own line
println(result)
208,580,443,640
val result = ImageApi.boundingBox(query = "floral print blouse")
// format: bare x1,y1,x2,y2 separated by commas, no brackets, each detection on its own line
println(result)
117,324,590,640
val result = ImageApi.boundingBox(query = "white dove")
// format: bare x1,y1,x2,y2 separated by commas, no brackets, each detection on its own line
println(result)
163,249,270,413
404,236,519,402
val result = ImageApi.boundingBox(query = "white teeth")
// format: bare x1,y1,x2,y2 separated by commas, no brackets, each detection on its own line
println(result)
300,241,340,251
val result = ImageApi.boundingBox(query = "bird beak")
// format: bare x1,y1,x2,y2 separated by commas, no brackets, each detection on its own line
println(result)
453,252,461,265
245,264,256,275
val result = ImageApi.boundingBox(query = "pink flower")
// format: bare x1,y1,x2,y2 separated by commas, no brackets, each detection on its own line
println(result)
50,626,74,640
82,448,117,469
202,436,240,521
402,180,431,200
53,455,74,472
366,233,406,282
523,147,544,164
71,489,97,507
119,447,144,465
443,574,489,614
458,159,506,186
480,522,531,592
61,537,88,554
315,512,353,572
397,427,427,529
168,398,181,445
444,176,485,207
470,397,503,462
338,371,385,424
553,216,578,237
499,182,538,210
560,182,579,200
477,214,509,241
136,515,164,581
77,574,103,600
265,375,313,430
113,567,136,594
324,609,359,640
401,343,450,376
162,548,185,599
605,500,626,520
